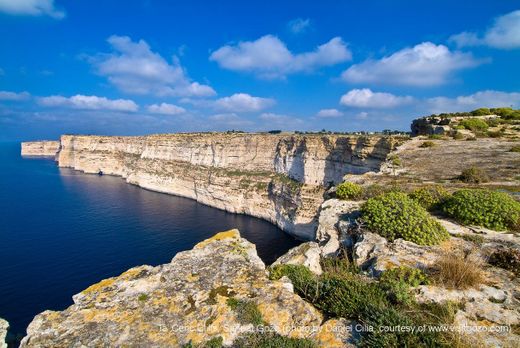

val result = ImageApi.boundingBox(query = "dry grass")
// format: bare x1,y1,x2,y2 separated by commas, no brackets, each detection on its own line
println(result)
431,251,485,289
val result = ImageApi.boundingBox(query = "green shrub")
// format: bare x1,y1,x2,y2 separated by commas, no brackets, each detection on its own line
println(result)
269,264,318,300
488,248,520,276
379,267,430,306
510,146,520,153
318,275,388,318
233,332,317,348
460,118,489,132
458,166,489,183
428,134,443,140
320,256,360,276
335,182,363,200
361,192,449,245
226,298,264,326
441,189,520,231
471,108,491,116
202,337,223,348
487,130,504,138
360,184,403,199
408,186,450,210
485,118,501,127
419,141,435,148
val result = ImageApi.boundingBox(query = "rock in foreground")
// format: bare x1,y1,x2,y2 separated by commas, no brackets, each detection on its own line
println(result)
21,230,341,347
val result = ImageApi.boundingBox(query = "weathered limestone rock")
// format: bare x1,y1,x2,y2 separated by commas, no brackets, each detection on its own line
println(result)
272,242,323,275
0,318,8,348
20,230,348,347
316,199,362,256
20,141,60,156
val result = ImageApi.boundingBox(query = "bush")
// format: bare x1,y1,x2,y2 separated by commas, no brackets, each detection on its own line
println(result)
419,141,435,148
471,108,491,116
269,264,318,300
408,186,449,211
460,118,489,132
488,248,520,276
487,130,504,138
361,192,449,245
441,189,520,231
458,166,489,183
379,267,430,306
335,182,363,200
510,146,520,153
428,134,443,140
360,184,403,200
452,132,465,140
431,252,484,289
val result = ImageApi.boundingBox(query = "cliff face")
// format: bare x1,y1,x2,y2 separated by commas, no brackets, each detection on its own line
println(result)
20,141,60,157
20,230,346,347
54,133,396,239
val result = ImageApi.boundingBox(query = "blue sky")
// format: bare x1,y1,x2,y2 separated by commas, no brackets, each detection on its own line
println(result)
1,0,520,141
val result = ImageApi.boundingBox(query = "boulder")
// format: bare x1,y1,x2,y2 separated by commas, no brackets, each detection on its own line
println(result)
20,230,333,347
272,242,323,275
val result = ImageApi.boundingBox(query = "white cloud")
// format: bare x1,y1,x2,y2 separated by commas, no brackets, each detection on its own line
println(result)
259,113,304,129
356,112,369,120
147,103,186,115
0,0,65,18
0,90,30,101
38,94,138,112
450,10,520,49
210,35,351,79
340,89,413,108
287,18,311,34
92,35,215,98
316,108,343,118
426,90,520,114
215,93,275,112
341,42,482,86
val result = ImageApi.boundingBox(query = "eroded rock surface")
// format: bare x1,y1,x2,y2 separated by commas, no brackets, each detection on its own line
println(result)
0,318,8,348
20,230,346,347
20,141,60,157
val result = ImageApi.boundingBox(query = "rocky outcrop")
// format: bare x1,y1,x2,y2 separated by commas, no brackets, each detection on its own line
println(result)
0,318,8,348
37,133,397,239
20,230,349,347
20,141,60,156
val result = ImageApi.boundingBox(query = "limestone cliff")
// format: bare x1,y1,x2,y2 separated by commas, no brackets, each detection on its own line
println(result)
20,141,60,157
20,230,348,347
51,133,397,239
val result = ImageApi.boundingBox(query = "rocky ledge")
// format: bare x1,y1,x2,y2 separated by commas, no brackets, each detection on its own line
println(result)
20,230,347,347
0,318,8,348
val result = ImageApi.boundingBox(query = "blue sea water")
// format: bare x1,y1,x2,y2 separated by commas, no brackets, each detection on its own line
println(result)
0,142,300,336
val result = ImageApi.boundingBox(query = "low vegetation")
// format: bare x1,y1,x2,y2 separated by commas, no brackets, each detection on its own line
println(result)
226,298,264,326
510,145,520,153
408,186,449,211
233,332,317,348
458,166,489,183
430,252,484,289
460,118,489,132
335,182,363,200
361,192,449,245
269,262,463,347
441,189,520,231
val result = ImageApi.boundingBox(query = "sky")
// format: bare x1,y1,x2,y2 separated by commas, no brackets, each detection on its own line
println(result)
1,0,520,141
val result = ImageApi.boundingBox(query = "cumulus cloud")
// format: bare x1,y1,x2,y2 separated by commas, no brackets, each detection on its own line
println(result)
215,93,275,112
38,94,138,112
210,35,351,79
259,113,304,129
316,108,343,118
426,90,520,114
340,89,413,108
0,0,65,18
0,90,30,101
147,103,186,115
92,35,215,98
341,42,482,86
287,18,311,34
450,10,520,49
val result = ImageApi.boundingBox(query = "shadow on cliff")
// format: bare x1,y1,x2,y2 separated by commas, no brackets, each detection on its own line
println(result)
323,136,394,186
